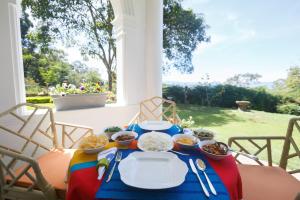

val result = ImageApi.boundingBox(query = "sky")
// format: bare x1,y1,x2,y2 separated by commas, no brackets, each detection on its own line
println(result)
64,0,300,84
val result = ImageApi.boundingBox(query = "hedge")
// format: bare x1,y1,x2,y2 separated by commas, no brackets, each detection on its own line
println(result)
26,96,53,104
163,84,282,113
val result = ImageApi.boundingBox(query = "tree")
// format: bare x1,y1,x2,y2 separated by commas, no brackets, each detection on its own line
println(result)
38,50,72,86
22,0,116,90
225,73,262,88
286,67,300,93
163,0,210,73
22,0,209,91
273,66,300,102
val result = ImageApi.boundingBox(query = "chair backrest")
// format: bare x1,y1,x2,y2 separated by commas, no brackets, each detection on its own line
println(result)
0,103,58,158
228,117,300,174
0,103,58,199
279,117,300,174
132,96,180,124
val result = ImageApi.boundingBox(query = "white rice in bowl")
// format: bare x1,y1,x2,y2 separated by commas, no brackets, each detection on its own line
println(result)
137,131,173,152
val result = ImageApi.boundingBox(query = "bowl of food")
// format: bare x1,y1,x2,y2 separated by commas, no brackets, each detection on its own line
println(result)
137,131,174,152
79,134,109,154
192,128,215,141
172,134,199,150
104,126,123,140
111,131,138,146
200,142,231,160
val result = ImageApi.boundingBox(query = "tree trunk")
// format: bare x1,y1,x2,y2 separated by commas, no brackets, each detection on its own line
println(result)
107,70,113,91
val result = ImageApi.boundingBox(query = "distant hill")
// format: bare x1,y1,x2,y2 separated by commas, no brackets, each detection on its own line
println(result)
163,81,274,89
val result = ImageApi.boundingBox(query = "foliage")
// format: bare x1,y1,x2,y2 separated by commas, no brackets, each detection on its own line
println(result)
272,67,300,101
25,78,48,96
26,96,52,104
50,82,105,95
225,73,262,88
39,51,72,86
180,116,195,128
164,84,281,112
23,0,209,89
163,0,209,73
105,91,116,103
22,0,116,90
277,103,300,116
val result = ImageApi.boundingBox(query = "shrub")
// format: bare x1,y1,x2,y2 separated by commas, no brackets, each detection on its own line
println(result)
277,103,300,116
163,85,186,103
163,84,282,113
26,96,53,104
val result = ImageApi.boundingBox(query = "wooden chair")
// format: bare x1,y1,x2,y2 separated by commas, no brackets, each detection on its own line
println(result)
129,96,181,125
0,103,93,200
228,117,300,200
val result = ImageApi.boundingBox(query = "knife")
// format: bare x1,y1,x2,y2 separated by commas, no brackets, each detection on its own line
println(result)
189,159,210,197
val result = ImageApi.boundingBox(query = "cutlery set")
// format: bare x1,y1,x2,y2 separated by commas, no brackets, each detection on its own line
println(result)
106,151,122,182
189,158,217,197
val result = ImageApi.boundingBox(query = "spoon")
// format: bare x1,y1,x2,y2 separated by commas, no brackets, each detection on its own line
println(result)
169,150,189,156
196,159,217,195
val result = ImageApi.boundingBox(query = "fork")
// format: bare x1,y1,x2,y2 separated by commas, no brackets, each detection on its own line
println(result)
106,151,122,182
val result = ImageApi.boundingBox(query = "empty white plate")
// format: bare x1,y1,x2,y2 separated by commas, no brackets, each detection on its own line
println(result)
118,152,188,189
139,120,172,131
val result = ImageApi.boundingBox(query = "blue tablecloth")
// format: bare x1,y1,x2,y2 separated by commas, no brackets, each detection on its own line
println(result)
95,149,230,200
126,123,183,136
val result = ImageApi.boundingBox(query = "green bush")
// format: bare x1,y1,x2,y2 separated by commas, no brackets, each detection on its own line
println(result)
163,84,282,113
26,96,53,104
277,103,300,115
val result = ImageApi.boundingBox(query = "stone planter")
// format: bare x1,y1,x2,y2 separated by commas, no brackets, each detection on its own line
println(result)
235,101,250,111
52,93,107,111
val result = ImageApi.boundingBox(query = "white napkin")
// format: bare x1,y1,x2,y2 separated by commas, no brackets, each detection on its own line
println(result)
97,147,117,180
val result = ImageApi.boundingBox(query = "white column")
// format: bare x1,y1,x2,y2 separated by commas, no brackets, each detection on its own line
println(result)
110,0,163,106
145,0,163,99
0,0,25,112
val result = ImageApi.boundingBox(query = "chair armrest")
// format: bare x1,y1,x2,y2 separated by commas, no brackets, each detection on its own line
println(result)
0,148,56,197
127,112,140,126
228,136,286,166
54,122,94,149
55,122,94,131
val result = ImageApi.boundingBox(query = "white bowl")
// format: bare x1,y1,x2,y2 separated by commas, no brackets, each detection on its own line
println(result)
111,131,138,146
200,141,231,160
172,134,199,150
192,128,215,141
137,131,174,152
82,135,109,154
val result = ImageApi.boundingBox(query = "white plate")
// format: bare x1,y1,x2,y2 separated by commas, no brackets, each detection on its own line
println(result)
139,120,172,131
137,131,174,152
118,152,188,189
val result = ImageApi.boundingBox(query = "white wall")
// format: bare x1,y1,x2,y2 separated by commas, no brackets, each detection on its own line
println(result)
54,105,139,134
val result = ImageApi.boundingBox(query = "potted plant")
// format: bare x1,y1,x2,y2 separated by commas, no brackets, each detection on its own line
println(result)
180,116,195,134
50,82,107,111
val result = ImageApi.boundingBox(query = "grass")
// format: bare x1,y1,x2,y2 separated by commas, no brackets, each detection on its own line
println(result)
176,104,300,169
26,103,54,110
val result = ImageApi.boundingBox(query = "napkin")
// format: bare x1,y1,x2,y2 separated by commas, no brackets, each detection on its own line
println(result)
97,147,117,180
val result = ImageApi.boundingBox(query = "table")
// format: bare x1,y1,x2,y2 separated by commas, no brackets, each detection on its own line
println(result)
67,140,242,200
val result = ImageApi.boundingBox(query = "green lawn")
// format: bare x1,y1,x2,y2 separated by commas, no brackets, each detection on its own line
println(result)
26,103,54,110
176,104,300,169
